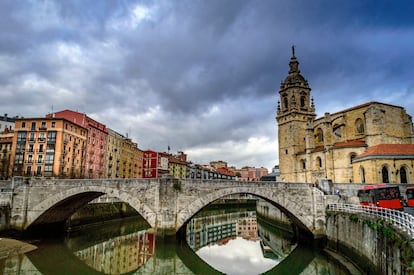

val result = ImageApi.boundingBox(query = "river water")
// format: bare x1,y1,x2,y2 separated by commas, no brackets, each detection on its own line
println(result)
0,204,355,274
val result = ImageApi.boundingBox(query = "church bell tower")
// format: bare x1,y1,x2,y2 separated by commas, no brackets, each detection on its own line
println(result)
276,47,316,182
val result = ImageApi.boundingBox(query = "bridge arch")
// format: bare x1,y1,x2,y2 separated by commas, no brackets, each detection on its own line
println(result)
176,186,316,236
26,186,157,230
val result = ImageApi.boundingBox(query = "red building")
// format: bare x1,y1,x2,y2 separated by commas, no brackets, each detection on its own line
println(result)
142,150,169,178
47,110,108,178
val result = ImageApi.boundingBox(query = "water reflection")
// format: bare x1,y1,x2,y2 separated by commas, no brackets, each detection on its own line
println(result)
0,204,354,274
187,208,295,274
197,237,277,275
73,229,155,274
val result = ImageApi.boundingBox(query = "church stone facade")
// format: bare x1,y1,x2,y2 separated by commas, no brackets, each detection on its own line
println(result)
276,49,414,184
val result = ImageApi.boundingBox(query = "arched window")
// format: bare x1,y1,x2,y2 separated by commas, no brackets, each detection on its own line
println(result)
333,124,342,138
300,93,306,108
350,153,356,164
360,166,366,183
283,97,288,110
301,159,306,169
382,166,389,183
316,128,324,142
316,157,322,168
400,166,408,183
355,118,364,134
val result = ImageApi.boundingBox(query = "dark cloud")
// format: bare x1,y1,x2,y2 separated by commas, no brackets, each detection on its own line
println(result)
1,0,413,170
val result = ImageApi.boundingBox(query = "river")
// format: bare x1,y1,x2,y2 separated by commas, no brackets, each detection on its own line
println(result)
0,204,357,274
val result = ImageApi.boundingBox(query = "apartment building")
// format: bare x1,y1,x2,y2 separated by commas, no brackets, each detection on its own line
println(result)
47,110,108,178
10,118,87,178
0,130,13,179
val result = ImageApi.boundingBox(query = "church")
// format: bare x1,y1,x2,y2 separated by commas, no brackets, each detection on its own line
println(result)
276,48,414,184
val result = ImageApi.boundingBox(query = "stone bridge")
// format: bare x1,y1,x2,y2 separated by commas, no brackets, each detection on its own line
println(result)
5,178,338,238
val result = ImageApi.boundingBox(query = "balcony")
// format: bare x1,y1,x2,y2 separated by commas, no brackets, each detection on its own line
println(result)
37,160,43,164
38,138,46,143
39,126,47,131
47,139,56,144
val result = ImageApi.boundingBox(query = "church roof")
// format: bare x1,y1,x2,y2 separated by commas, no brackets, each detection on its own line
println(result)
355,144,414,160
333,140,366,148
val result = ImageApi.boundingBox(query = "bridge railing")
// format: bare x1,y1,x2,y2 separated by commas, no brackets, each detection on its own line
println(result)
327,203,414,238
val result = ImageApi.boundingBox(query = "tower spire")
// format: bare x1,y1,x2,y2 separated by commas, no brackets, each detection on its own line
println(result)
289,46,299,74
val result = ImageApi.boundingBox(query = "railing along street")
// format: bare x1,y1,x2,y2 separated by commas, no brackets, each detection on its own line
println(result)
327,203,414,237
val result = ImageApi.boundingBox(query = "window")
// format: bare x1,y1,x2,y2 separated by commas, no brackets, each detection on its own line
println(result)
37,155,43,163
333,124,342,138
17,131,26,142
41,121,46,128
283,97,288,110
350,153,356,164
356,118,364,134
300,93,306,108
22,122,26,128
51,121,56,128
301,159,306,169
400,166,408,183
316,128,324,142
31,122,36,131
36,166,42,176
48,131,57,141
29,132,35,141
26,166,32,176
316,157,322,168
45,154,54,164
382,166,389,183
360,166,366,183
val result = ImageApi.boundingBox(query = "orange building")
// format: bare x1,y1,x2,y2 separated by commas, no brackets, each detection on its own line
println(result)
47,110,108,178
10,118,87,178
0,130,13,179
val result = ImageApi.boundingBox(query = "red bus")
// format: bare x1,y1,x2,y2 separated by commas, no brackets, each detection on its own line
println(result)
406,187,414,207
357,184,403,210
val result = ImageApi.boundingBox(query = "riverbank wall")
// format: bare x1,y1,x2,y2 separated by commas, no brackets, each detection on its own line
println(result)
326,211,414,274
0,204,10,231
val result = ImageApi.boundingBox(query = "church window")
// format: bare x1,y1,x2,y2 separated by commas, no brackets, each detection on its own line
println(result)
283,97,288,110
316,157,322,168
333,124,342,138
350,153,356,164
360,166,366,183
381,166,389,183
355,118,364,134
300,94,306,108
301,159,306,169
316,128,324,142
400,166,408,183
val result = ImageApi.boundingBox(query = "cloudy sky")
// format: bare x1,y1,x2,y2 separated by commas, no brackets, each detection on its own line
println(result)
1,1,414,171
